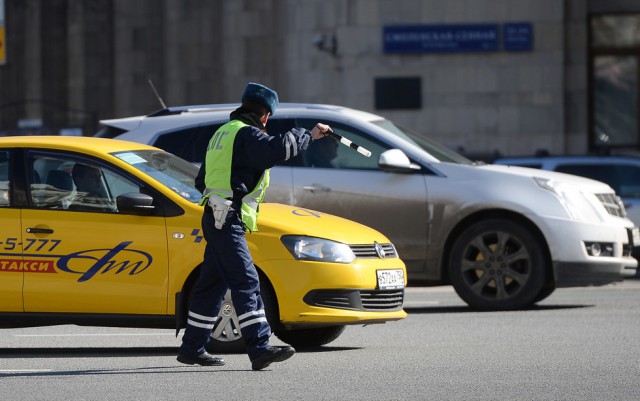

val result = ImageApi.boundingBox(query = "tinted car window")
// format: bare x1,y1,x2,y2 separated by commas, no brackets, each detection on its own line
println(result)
153,124,222,164
267,118,304,167
617,164,640,198
0,151,9,207
296,119,390,169
554,164,640,197
27,151,148,213
556,164,615,187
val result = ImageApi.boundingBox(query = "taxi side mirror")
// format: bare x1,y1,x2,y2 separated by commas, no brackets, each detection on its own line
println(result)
117,192,155,215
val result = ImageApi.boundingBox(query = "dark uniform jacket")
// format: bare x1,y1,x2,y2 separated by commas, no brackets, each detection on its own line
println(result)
195,106,312,205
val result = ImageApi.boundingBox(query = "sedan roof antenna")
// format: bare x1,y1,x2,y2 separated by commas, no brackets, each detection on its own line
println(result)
148,78,167,109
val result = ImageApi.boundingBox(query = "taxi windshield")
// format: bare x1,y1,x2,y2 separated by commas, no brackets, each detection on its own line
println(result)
111,150,203,203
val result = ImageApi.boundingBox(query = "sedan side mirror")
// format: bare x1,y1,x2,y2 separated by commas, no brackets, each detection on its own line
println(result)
379,149,421,173
117,192,156,215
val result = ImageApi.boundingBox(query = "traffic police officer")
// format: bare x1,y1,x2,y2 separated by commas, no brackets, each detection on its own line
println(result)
177,82,331,370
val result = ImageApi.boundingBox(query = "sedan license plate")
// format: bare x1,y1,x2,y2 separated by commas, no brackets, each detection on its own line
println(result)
377,269,405,290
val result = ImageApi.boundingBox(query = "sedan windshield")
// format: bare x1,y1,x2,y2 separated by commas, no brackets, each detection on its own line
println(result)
112,150,203,202
373,120,473,165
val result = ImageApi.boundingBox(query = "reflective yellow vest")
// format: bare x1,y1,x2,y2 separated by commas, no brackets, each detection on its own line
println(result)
199,120,270,231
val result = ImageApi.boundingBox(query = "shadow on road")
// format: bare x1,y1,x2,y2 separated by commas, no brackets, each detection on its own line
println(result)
0,344,360,360
0,345,360,378
0,346,178,359
404,304,593,314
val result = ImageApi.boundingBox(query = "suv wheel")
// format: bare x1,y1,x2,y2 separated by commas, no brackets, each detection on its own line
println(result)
449,218,546,310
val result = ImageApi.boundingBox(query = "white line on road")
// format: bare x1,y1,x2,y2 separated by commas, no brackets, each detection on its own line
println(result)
404,301,441,306
13,333,175,337
0,369,53,373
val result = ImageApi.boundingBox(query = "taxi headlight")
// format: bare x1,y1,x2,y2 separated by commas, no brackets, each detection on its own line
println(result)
281,235,356,263
534,177,602,222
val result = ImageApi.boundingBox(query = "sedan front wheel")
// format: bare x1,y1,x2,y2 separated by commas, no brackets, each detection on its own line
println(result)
449,218,547,310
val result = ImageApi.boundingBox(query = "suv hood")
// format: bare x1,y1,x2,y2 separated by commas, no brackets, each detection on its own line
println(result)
480,164,615,192
257,203,391,244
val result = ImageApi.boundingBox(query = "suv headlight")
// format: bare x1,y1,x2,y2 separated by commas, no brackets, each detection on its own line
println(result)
281,235,356,263
534,177,602,222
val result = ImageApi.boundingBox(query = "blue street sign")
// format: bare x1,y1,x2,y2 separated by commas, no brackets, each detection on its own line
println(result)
383,24,499,54
503,23,533,51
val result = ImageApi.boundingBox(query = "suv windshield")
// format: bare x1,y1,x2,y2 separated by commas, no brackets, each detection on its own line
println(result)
373,120,473,165
111,150,202,202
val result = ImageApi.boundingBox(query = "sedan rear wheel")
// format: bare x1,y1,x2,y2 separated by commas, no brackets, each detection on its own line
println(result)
449,218,546,310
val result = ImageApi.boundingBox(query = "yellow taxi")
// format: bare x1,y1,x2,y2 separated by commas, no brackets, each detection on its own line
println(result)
0,136,406,350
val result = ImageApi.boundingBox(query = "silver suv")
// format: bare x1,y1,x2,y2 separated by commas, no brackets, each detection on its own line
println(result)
97,104,638,310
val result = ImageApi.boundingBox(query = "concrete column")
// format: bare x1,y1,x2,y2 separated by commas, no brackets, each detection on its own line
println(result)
24,0,41,121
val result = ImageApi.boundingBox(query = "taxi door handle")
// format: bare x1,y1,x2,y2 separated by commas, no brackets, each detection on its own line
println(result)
26,227,54,234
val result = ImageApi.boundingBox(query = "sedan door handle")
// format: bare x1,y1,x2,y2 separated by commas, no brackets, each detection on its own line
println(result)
303,184,331,193
26,227,54,234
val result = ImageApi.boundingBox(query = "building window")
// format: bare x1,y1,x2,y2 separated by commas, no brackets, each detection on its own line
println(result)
590,14,640,150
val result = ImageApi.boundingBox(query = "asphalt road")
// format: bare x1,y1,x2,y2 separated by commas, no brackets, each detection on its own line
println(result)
1,280,639,401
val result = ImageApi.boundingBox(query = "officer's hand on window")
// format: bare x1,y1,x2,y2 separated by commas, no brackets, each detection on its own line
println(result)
311,123,331,141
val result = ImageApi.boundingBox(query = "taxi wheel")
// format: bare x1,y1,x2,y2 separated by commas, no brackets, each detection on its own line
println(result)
205,290,246,354
274,326,346,349
258,274,347,348
449,218,546,311
204,273,279,354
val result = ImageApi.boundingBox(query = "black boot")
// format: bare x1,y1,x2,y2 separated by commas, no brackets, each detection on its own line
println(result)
177,351,225,366
251,346,295,371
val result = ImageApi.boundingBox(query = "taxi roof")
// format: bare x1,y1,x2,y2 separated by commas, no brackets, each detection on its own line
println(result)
0,135,158,154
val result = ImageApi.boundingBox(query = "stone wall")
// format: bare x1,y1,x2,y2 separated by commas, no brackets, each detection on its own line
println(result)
0,0,636,157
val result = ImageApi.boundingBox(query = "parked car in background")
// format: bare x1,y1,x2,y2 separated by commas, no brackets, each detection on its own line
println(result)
97,104,638,310
0,136,407,351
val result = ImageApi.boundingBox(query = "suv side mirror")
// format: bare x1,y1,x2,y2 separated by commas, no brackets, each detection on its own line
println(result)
379,149,421,173
117,192,156,215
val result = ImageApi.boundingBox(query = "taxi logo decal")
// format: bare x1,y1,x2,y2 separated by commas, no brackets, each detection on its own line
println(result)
0,259,55,273
292,208,322,218
57,241,153,282
1,241,154,282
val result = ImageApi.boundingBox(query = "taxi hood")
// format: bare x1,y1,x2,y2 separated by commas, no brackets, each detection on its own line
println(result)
256,203,391,244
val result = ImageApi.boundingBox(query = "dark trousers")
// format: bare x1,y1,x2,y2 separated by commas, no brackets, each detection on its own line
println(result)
179,208,271,360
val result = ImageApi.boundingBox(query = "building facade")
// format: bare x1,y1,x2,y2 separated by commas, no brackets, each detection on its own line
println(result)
1,0,640,158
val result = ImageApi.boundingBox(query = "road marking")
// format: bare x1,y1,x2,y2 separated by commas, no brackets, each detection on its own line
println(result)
13,333,175,337
404,301,441,306
0,369,53,373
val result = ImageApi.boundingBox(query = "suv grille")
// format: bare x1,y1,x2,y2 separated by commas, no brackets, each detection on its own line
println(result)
349,243,398,258
303,289,404,311
596,193,626,218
